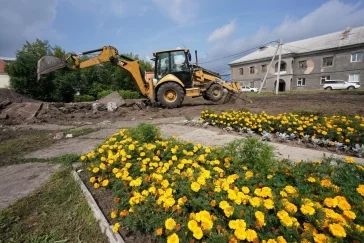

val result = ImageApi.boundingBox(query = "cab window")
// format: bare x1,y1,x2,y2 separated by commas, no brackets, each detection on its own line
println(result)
171,51,189,72
156,53,170,79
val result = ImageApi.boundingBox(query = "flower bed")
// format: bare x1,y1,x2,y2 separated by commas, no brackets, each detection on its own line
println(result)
81,124,364,243
200,110,364,156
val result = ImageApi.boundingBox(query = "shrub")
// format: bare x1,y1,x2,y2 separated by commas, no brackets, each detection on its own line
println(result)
126,123,161,144
223,138,277,171
74,95,95,102
119,90,141,99
97,90,113,99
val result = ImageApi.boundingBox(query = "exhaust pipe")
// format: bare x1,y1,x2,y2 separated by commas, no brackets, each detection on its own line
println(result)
195,50,198,66
37,56,68,80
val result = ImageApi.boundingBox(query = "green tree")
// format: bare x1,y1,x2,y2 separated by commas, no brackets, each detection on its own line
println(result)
6,40,154,102
6,40,76,102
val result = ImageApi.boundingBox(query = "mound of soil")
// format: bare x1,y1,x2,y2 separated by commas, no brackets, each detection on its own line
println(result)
0,89,36,103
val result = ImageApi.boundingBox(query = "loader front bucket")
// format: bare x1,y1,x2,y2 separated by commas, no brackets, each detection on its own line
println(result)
37,56,67,80
223,91,251,105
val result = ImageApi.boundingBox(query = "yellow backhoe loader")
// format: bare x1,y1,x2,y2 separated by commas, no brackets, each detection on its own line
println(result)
37,46,246,108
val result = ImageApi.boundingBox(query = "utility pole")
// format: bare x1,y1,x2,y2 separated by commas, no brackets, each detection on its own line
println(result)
258,40,280,94
275,38,283,95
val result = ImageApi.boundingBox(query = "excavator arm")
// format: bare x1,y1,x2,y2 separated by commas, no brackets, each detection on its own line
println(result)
37,46,155,101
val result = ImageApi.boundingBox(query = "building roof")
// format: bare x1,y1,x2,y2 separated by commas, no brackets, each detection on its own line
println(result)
230,26,364,65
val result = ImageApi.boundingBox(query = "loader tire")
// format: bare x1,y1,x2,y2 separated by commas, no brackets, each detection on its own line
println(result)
157,82,185,108
206,83,224,102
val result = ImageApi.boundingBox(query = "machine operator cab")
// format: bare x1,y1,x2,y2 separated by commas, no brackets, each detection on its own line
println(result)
153,49,193,88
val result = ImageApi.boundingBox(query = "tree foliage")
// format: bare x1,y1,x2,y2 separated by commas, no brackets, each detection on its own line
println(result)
6,40,153,102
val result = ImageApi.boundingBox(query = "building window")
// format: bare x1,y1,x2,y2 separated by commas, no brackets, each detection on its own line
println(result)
239,68,244,75
351,52,363,62
320,76,330,85
275,61,287,72
322,56,333,67
250,66,255,74
261,64,267,73
299,60,307,69
297,78,306,86
349,73,360,83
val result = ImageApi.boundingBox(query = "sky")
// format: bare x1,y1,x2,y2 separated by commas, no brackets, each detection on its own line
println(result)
1,0,364,74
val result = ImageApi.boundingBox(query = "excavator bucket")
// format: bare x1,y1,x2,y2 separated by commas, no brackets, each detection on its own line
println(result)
223,91,250,105
37,56,67,80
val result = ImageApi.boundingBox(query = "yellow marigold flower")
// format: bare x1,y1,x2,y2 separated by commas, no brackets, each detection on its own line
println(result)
93,183,100,189
167,233,179,243
313,233,327,243
276,236,287,243
307,177,316,182
264,199,275,209
140,152,145,157
98,148,104,153
284,185,297,194
343,210,356,219
245,171,254,179
89,177,96,183
267,174,273,179
201,219,213,231
102,179,109,187
344,157,355,163
234,229,246,240
224,206,234,217
345,139,350,143
357,184,364,196
219,200,230,210
192,226,203,240
280,191,288,197
241,186,250,194
246,229,258,242
249,197,261,207
265,240,277,243
80,155,86,161
112,222,120,233
128,144,135,150
255,211,266,226
188,220,198,231
336,196,351,210
323,197,338,208
321,178,332,187
110,210,117,219
92,167,100,173
329,223,346,238
155,227,163,236
165,218,176,230
300,205,315,215
191,182,200,192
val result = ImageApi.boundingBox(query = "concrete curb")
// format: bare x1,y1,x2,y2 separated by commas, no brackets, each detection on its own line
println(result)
71,170,125,243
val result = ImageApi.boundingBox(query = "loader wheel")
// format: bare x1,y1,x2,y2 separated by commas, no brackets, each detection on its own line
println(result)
157,82,185,108
206,83,224,102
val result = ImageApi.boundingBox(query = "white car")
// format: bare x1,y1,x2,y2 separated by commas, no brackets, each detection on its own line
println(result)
241,86,259,92
323,80,361,90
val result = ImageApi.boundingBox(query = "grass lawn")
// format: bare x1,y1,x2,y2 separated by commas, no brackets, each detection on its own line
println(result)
0,167,108,243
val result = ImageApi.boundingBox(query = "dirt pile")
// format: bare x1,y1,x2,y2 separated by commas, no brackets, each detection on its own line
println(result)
0,89,35,103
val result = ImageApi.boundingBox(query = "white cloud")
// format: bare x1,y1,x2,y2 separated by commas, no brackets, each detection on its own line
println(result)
152,0,198,25
208,20,236,43
0,0,59,56
201,0,364,72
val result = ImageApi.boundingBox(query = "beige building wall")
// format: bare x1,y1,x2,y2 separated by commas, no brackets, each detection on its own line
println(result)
0,74,10,88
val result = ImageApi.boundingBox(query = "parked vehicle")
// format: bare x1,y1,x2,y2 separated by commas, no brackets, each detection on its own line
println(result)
241,86,259,92
323,80,360,90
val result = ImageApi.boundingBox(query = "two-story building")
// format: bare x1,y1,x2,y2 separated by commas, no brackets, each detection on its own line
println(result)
0,57,15,88
229,26,364,91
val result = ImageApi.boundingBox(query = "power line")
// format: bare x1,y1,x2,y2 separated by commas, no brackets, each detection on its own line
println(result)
199,40,279,64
